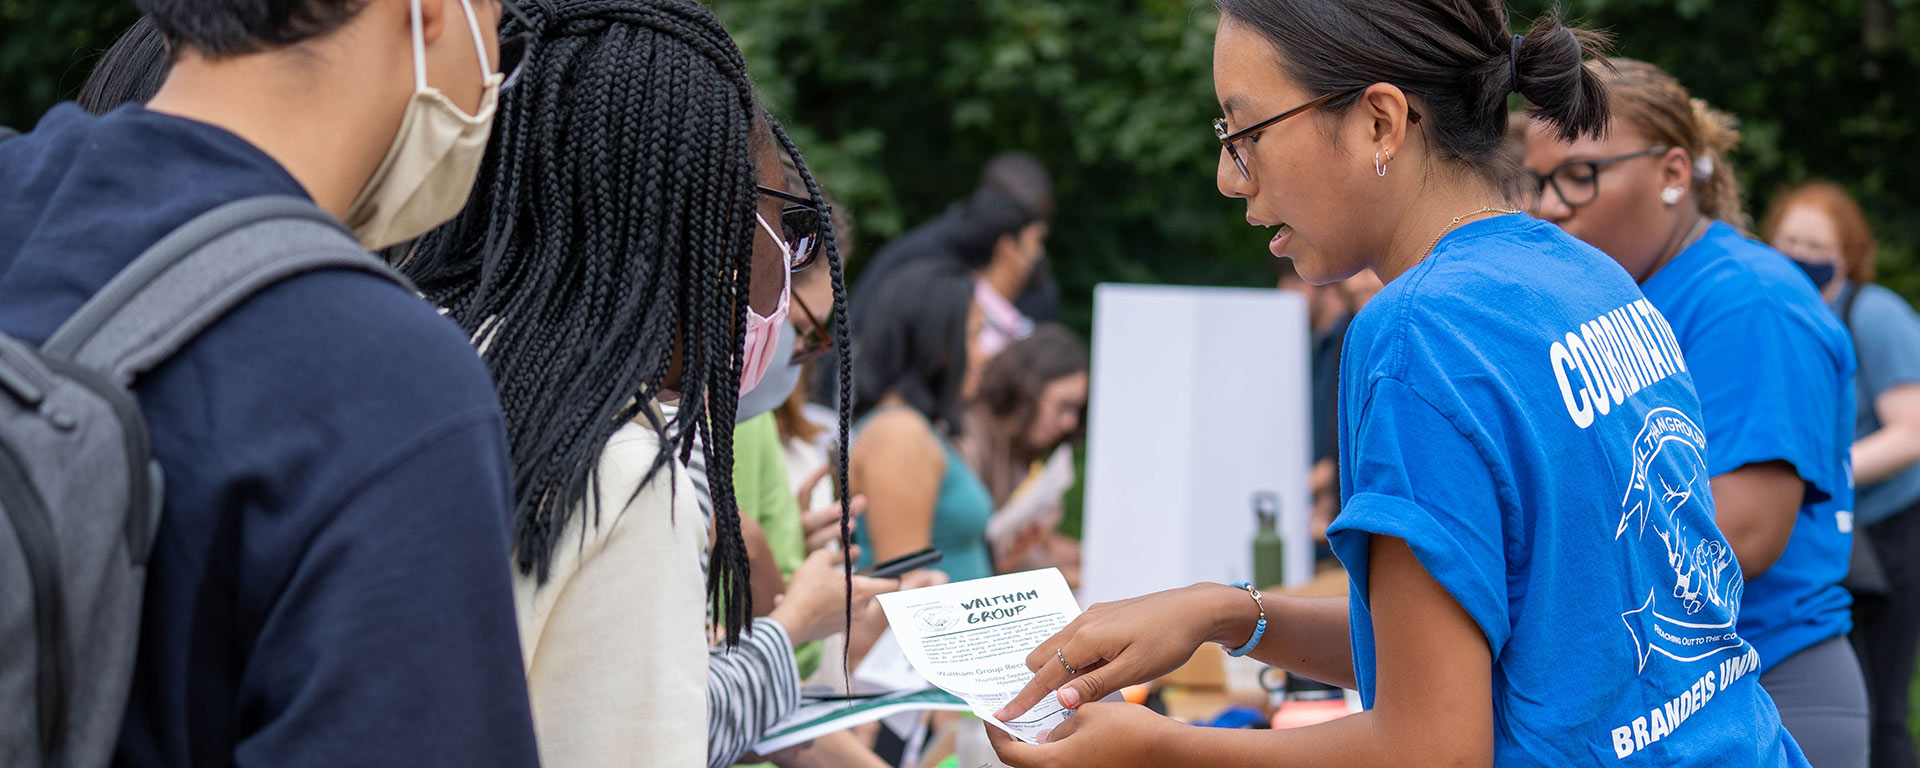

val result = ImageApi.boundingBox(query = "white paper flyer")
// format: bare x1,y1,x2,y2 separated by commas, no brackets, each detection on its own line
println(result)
875,568,1080,744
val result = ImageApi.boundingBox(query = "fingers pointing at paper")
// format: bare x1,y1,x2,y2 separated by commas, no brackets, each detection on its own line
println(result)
993,584,1247,720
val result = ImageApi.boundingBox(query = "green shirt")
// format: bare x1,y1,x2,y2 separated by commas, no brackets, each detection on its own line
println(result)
733,413,821,679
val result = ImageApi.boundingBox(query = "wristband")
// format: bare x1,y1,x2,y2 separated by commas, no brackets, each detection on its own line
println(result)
1225,580,1267,658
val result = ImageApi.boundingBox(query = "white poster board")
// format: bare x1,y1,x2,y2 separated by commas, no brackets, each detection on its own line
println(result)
1080,284,1313,607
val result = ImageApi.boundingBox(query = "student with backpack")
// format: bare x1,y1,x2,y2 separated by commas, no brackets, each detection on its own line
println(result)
0,1,540,766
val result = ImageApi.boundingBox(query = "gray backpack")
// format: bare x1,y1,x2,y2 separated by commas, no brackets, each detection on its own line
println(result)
0,196,414,767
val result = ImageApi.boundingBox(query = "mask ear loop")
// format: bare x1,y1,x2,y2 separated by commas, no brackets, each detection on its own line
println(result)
755,212,792,266
457,0,494,77
409,0,429,91
413,0,496,92
753,212,795,318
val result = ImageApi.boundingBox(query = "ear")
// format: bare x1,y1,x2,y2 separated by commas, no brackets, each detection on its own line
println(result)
417,0,451,46
1356,83,1415,165
1658,146,1692,197
995,232,1021,262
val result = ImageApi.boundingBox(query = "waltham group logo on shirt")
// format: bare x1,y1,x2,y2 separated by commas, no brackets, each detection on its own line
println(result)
1616,406,1744,673
1548,298,1763,758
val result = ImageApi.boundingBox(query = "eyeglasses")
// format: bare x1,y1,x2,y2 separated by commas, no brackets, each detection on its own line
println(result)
1524,146,1670,209
1213,87,1421,181
495,32,530,90
755,185,827,272
496,0,536,90
788,288,835,365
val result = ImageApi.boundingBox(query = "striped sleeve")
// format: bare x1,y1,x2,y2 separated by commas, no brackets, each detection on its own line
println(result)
680,431,716,577
706,617,802,768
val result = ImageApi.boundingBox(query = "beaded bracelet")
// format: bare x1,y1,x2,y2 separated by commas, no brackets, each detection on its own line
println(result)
1226,580,1268,658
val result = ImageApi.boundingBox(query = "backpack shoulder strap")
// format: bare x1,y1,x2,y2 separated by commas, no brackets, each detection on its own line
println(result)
42,195,416,386
1838,282,1863,330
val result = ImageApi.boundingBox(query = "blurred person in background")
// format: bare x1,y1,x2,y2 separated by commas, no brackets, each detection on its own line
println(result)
959,323,1091,581
954,186,1050,358
850,151,1059,329
1279,259,1380,554
1764,181,1920,768
1524,60,1866,767
849,258,996,584
845,258,989,762
825,153,1058,405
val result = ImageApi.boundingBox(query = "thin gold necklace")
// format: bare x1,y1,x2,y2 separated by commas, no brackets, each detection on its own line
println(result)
1425,206,1521,256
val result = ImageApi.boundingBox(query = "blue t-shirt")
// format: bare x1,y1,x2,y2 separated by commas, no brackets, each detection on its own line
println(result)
1639,222,1855,669
1838,282,1920,525
1328,214,1806,766
0,104,539,766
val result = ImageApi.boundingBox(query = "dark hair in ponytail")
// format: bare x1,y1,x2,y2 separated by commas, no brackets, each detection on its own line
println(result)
1213,0,1611,174
401,0,853,646
77,17,169,115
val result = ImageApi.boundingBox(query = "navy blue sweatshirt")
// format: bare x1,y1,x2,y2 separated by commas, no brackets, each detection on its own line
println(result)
0,104,540,767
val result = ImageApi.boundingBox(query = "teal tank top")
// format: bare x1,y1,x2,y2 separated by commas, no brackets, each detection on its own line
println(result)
853,407,995,583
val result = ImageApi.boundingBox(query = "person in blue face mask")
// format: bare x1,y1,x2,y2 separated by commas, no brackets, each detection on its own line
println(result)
1524,61,1867,768
1765,182,1920,768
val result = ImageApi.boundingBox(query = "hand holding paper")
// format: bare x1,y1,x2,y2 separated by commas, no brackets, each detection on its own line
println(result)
874,568,1085,744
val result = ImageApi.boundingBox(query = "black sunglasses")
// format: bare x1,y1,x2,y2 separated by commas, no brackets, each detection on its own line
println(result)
755,185,827,272
1524,146,1670,209
1213,87,1421,180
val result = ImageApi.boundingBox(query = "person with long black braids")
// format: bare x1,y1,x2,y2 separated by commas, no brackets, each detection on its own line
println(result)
988,2,1809,766
399,1,859,765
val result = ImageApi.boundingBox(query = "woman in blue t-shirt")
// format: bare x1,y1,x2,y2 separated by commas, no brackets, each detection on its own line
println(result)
1522,61,1865,766
989,2,1808,766
1763,181,1920,768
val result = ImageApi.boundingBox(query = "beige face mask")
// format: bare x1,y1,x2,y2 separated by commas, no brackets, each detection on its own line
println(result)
343,0,502,250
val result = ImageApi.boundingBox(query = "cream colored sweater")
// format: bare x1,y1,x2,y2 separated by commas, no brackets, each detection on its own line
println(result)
514,420,708,768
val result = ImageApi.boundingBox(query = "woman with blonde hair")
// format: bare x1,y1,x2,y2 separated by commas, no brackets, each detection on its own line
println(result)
1524,60,1867,767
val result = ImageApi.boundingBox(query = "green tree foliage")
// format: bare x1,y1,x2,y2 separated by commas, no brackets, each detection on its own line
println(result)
718,0,1255,333
1,0,1915,308
0,0,140,128
720,0,1920,319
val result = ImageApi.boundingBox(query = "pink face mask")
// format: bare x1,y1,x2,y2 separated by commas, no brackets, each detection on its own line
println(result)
741,213,794,397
